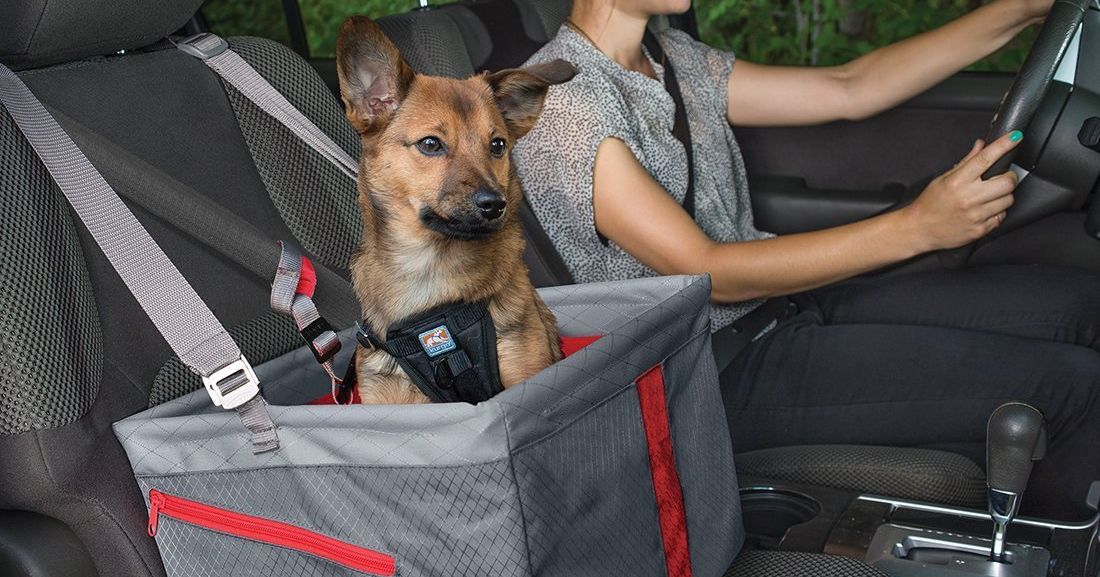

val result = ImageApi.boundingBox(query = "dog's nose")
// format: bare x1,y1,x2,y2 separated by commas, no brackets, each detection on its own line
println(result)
473,189,507,220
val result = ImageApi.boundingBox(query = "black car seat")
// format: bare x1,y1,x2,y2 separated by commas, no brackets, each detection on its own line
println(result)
0,2,965,577
374,0,989,508
0,1,364,575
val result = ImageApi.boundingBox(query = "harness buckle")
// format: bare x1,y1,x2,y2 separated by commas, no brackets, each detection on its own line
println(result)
202,356,261,410
175,33,230,60
356,322,379,352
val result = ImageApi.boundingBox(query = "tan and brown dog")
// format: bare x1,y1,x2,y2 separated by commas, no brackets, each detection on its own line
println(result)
336,16,574,404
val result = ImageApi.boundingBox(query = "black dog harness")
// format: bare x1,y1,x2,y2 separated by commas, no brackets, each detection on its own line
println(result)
270,242,503,405
355,301,503,404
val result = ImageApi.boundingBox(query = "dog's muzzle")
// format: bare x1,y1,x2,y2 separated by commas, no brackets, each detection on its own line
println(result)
419,189,507,241
473,189,506,221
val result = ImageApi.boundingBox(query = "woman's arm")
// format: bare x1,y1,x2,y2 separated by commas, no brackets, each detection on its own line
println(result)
593,133,1022,302
726,0,1052,127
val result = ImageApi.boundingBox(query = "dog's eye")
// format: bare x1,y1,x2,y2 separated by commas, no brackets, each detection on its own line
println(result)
489,138,507,158
415,137,446,156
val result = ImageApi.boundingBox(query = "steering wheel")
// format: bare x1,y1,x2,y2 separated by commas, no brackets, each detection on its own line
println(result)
939,0,1092,268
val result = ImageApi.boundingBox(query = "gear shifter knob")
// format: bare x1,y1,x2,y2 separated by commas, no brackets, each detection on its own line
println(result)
986,402,1047,562
987,402,1048,493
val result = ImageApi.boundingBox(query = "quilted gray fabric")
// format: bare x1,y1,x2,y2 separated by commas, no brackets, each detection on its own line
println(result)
148,463,527,577
736,445,987,508
223,37,362,272
116,276,743,577
725,550,888,577
0,92,102,434
513,388,667,577
159,519,367,577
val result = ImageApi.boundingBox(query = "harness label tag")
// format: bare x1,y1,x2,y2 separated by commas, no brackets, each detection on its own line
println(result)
418,325,457,357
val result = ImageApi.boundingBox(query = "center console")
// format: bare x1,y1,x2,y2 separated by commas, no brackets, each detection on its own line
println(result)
739,481,1099,577
740,404,1100,577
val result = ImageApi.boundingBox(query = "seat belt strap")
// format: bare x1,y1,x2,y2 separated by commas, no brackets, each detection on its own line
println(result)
0,63,278,453
175,33,360,181
643,30,696,218
46,110,360,326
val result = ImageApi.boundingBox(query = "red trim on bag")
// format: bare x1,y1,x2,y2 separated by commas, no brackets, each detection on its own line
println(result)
147,489,395,576
297,256,317,297
636,366,693,577
559,335,602,357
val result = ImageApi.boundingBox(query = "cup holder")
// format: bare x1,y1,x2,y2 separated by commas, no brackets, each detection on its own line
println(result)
740,488,822,549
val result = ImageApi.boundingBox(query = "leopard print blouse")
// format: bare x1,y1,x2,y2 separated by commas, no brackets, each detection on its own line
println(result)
514,26,772,330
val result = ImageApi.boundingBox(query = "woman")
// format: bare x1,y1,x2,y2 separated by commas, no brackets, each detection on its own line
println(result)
513,0,1100,520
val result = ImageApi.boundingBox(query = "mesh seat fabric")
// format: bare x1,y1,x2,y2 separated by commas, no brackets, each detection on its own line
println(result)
726,550,888,577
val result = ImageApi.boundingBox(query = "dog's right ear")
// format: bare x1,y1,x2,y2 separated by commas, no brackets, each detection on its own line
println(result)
336,16,415,134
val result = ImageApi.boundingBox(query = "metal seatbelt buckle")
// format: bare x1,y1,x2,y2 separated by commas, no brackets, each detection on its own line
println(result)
175,33,230,60
202,356,261,410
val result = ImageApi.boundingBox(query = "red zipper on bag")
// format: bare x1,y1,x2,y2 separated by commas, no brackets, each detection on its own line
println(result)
147,489,396,576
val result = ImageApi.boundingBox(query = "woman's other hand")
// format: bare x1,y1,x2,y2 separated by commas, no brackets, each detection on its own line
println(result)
902,131,1024,252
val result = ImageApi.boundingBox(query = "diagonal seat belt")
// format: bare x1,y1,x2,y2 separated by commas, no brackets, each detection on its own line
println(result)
175,33,360,180
47,108,361,327
643,30,695,218
0,63,279,453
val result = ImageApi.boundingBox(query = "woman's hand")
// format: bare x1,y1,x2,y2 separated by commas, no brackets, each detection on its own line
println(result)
902,131,1024,252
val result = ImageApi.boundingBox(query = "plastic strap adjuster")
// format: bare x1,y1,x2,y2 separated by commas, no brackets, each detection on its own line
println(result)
175,33,230,60
301,316,341,364
202,356,261,410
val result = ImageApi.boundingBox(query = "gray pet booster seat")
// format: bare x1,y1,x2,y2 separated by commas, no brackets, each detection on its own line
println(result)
113,275,744,577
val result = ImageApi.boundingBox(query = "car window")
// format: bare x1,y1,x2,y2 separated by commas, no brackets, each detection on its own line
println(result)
202,0,294,48
696,0,1033,72
202,0,409,58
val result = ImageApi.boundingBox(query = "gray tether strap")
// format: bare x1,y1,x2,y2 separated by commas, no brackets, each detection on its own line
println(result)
176,33,360,180
0,64,278,453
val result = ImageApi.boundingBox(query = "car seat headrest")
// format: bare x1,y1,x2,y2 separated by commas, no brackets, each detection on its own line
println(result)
0,0,204,70
375,8,480,78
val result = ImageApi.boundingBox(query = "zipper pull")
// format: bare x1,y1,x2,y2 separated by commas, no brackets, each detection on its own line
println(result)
147,490,165,537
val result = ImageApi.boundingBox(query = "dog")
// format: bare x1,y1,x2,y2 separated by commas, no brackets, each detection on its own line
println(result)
336,16,575,404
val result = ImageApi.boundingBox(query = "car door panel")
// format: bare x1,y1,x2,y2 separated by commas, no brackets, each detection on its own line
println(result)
741,74,1013,233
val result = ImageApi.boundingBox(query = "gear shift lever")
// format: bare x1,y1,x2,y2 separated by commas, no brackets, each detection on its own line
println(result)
986,402,1047,562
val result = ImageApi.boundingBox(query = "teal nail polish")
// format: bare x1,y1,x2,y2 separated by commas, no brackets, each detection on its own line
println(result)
1009,130,1024,142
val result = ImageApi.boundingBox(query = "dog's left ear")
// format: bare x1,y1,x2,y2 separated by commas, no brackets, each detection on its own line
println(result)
486,59,578,140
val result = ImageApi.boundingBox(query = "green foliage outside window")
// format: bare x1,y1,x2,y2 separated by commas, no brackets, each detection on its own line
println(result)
202,0,294,47
298,0,409,56
202,0,409,57
203,0,1031,72
695,0,1032,71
